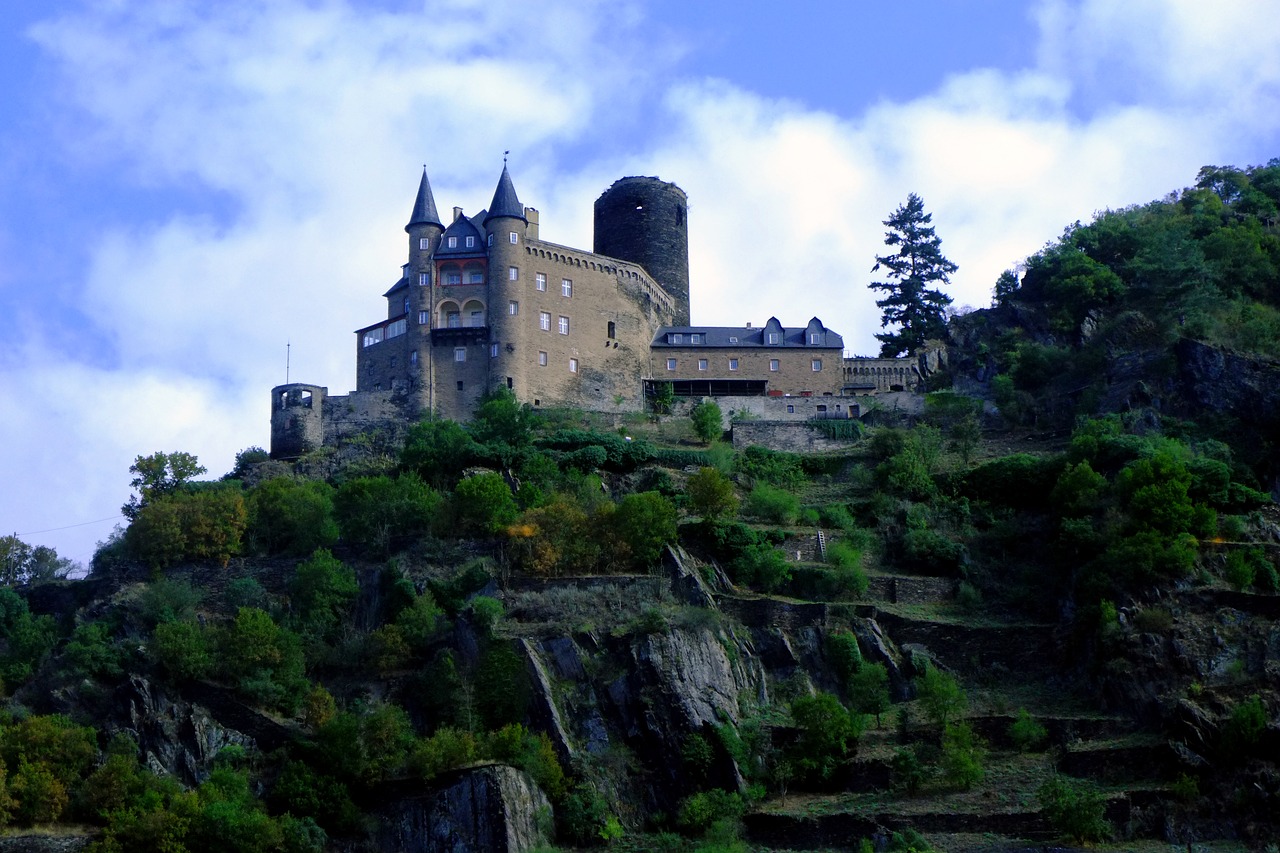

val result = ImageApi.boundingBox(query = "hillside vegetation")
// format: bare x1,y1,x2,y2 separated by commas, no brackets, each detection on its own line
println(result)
2,163,1279,853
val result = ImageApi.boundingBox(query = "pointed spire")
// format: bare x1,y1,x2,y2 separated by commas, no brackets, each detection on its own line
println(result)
483,162,527,226
406,166,443,232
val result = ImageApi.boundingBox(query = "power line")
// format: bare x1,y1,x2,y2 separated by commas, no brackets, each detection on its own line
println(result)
16,515,124,536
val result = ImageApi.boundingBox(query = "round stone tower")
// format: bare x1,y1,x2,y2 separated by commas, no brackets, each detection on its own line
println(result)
270,383,326,459
593,177,690,325
484,164,529,398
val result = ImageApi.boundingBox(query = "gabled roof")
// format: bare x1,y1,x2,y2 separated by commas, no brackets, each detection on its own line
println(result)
483,164,526,225
436,215,485,257
652,318,844,349
382,276,409,297
406,168,443,231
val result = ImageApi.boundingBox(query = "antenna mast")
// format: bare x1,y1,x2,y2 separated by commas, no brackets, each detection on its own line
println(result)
286,341,291,384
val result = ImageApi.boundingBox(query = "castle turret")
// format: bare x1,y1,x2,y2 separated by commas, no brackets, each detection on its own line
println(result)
594,177,690,325
484,164,529,397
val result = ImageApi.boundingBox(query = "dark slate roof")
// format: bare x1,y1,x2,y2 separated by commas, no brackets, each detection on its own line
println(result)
406,168,444,231
382,276,409,297
436,214,485,257
483,164,526,225
652,318,843,349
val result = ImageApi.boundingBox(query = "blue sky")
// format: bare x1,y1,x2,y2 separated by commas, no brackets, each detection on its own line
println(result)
2,0,1278,567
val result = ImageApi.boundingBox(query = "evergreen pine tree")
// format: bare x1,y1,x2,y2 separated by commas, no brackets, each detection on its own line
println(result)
870,193,957,357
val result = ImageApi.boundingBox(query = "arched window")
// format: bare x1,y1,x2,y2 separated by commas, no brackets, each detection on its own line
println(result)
462,299,486,327
437,299,461,328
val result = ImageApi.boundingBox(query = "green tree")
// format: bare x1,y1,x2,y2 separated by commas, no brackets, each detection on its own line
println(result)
246,478,338,556
400,418,478,488
689,400,724,444
789,692,863,781
0,536,76,586
289,549,358,640
1037,776,1111,844
453,473,519,535
610,491,678,569
916,665,966,728
870,193,957,357
849,661,891,727
686,467,738,522
122,451,207,520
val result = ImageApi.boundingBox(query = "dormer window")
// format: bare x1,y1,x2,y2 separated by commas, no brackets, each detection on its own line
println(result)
768,333,780,344
690,334,702,344
728,336,738,344
671,333,683,344
447,236,457,248
809,333,823,345
466,235,475,248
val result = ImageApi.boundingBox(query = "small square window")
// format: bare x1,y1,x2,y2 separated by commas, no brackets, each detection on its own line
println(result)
729,358,738,371
666,358,677,371
509,300,518,315
419,237,429,250
558,316,569,335
539,351,548,366
691,334,701,345
468,270,484,284
728,336,738,343
490,343,499,358
447,236,457,248
769,359,779,371
418,272,429,286
561,279,572,297
535,273,546,291
418,310,428,325
569,358,578,373
454,347,466,362
539,311,551,331
812,359,822,371
697,359,707,371
508,265,519,281
510,231,518,244
466,235,475,248
787,405,795,414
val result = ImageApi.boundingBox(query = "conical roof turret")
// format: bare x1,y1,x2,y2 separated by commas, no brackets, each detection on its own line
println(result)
406,167,444,232
483,163,526,225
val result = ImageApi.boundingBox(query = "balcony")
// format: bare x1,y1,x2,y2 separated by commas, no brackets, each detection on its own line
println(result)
431,325,488,347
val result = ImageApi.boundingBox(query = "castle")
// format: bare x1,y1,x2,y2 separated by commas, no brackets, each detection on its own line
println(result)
271,165,919,459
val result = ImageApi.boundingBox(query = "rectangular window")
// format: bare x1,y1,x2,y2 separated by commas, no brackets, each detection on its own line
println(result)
490,343,499,358
809,333,823,344
539,351,548,366
535,272,547,291
812,359,822,371
768,333,780,344
671,333,682,344
816,404,828,412
447,312,460,328
539,311,551,331
508,265,518,281
561,279,572,297
569,358,578,373
457,380,464,390
454,347,466,362
446,272,461,285
468,271,484,284
691,334,702,344
769,359,779,371
418,272,429,286
418,310,429,325
509,300,518,315
729,358,738,371
403,297,410,315
363,328,383,347
447,236,457,248
488,234,494,247
698,359,708,371
787,404,795,414
558,316,569,335
387,318,407,338
419,237,429,251
510,231,518,244
667,358,677,371
466,235,475,248
410,350,418,365
389,356,397,368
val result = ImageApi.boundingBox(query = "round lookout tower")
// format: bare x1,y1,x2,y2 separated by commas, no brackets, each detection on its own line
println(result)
593,177,690,325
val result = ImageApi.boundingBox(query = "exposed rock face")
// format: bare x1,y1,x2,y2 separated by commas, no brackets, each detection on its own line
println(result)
376,764,550,853
121,675,259,786
0,836,92,853
1176,338,1280,429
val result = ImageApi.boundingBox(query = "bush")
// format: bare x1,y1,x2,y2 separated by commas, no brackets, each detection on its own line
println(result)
1008,709,1048,752
289,549,358,640
1037,776,1112,844
690,400,724,444
916,666,966,728
744,483,800,525
735,446,805,489
849,662,891,727
454,473,519,535
0,589,56,688
126,488,248,569
610,491,678,569
334,474,440,555
152,620,213,682
789,692,863,781
729,544,791,593
246,478,338,556
1221,694,1267,758
409,727,477,781
686,468,738,522
677,788,743,835
940,722,986,790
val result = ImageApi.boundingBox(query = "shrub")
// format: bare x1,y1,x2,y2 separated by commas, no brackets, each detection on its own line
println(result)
334,474,440,555
1221,694,1267,758
127,488,248,569
1037,776,1112,844
1133,607,1173,633
690,400,724,444
152,620,213,682
63,621,125,680
0,589,56,688
891,746,926,796
825,631,861,685
735,446,805,489
611,491,678,569
474,641,531,729
686,468,738,522
744,483,800,525
1008,709,1048,752
789,692,862,781
729,544,791,593
940,722,986,790
677,788,743,835
400,418,478,487
916,666,966,728
848,662,891,727
289,549,358,639
220,608,308,713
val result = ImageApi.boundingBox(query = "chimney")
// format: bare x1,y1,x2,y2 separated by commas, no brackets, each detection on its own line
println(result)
745,322,752,329
453,206,463,222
